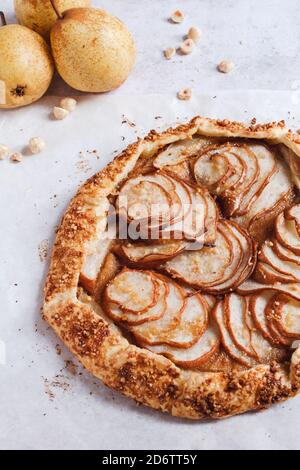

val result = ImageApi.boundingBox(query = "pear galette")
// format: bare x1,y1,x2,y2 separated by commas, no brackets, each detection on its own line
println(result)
44,116,300,420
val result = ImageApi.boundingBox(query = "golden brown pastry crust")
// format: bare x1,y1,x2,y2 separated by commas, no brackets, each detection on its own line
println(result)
43,116,300,420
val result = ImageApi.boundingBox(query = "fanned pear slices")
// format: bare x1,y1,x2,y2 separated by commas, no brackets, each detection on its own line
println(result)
256,240,300,282
237,279,300,302
162,160,192,183
270,294,300,338
285,205,300,236
153,136,214,169
105,269,158,314
116,239,187,265
105,276,168,325
254,261,296,284
276,208,300,255
249,291,279,344
156,180,218,244
193,150,236,191
144,320,219,368
248,290,291,347
213,300,257,367
272,238,300,265
194,143,279,220
194,145,247,195
254,203,300,284
234,158,293,242
134,290,208,348
117,171,218,245
264,295,294,346
164,220,256,293
233,144,276,216
213,294,288,366
142,293,219,367
164,224,233,289
117,173,180,230
224,293,257,359
130,276,186,344
207,220,257,293
244,298,289,363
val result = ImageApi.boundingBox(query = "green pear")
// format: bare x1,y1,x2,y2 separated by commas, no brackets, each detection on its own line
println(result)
50,7,136,93
0,14,54,108
14,0,90,40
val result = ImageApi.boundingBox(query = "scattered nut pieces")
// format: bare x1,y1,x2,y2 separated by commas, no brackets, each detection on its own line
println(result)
53,106,69,120
29,136,45,154
10,152,23,163
179,39,194,55
164,47,176,60
60,97,77,112
217,60,235,73
170,10,184,23
0,144,9,160
188,27,201,43
177,88,192,100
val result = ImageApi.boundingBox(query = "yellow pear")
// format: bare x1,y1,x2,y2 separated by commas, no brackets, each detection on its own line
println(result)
50,8,136,93
14,0,90,40
0,15,54,109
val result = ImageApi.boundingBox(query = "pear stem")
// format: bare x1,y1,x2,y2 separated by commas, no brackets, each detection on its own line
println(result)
0,12,7,26
49,0,63,20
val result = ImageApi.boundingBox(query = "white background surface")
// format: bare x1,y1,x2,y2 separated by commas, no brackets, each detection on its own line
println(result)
1,0,300,451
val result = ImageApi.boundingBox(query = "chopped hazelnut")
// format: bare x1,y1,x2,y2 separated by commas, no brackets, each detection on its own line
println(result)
179,39,194,55
217,60,235,73
0,144,9,160
29,137,45,154
10,152,23,163
60,97,77,112
164,47,176,60
188,27,201,43
170,10,184,23
53,106,69,120
177,88,192,100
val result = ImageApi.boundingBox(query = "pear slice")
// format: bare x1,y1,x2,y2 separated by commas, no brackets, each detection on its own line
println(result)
154,137,214,168
142,321,219,368
105,268,159,314
105,276,168,326
271,294,300,339
225,293,258,359
213,300,257,367
237,278,300,301
131,276,186,344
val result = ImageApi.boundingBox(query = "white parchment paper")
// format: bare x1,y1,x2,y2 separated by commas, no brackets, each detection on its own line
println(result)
1,91,300,450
